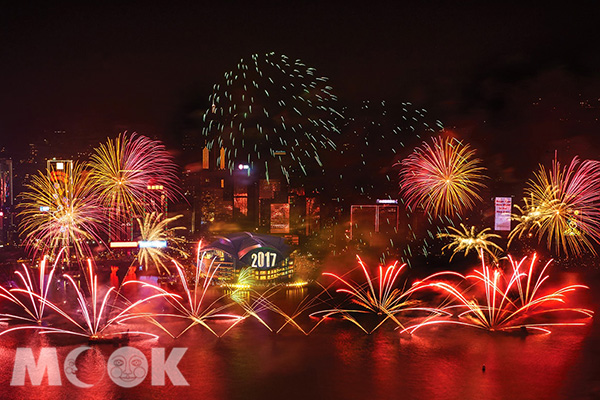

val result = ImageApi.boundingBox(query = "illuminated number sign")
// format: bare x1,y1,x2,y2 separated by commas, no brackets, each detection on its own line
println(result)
243,249,281,269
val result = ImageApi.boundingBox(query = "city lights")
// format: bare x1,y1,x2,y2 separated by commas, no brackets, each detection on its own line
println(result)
138,240,168,248
0,5,598,398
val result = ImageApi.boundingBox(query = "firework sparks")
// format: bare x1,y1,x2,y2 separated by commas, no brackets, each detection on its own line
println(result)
0,250,65,325
134,243,245,338
398,136,487,217
223,270,339,336
18,162,106,260
87,133,179,221
201,52,342,182
404,252,593,334
509,156,600,256
223,286,287,336
314,256,444,333
437,224,503,262
136,212,189,274
1,258,169,340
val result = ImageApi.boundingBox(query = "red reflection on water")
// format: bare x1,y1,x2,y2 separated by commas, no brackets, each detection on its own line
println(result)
371,331,400,398
406,325,588,400
328,322,590,400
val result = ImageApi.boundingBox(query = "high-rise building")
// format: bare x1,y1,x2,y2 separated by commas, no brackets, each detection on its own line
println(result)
350,203,400,245
0,159,14,245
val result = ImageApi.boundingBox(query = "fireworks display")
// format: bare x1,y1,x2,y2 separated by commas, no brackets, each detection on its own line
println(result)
17,162,106,259
315,256,443,333
0,251,63,325
201,52,342,182
141,244,246,338
16,132,182,258
509,156,600,257
1,87,597,348
0,249,593,341
2,13,600,399
398,136,487,217
405,252,593,334
1,257,169,340
437,224,503,262
87,132,180,219
136,212,188,274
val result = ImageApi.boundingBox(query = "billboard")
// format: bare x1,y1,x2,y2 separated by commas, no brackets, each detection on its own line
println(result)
494,197,512,231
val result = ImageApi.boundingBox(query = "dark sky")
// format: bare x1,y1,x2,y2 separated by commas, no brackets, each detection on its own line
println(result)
1,2,600,172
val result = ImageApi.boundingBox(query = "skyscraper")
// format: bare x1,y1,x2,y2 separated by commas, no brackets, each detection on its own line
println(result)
0,159,14,244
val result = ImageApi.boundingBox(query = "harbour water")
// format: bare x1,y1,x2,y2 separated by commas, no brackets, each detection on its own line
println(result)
0,269,597,400
0,322,597,399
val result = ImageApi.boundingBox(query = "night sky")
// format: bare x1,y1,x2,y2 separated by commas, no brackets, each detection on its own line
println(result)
2,2,600,179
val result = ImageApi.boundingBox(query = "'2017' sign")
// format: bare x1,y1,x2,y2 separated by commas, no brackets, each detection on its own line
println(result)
250,251,278,268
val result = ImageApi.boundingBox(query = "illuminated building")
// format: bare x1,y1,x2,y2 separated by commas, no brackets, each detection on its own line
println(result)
145,182,168,215
350,202,400,246
202,233,294,284
288,190,320,236
46,158,73,185
183,143,323,239
179,145,237,233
